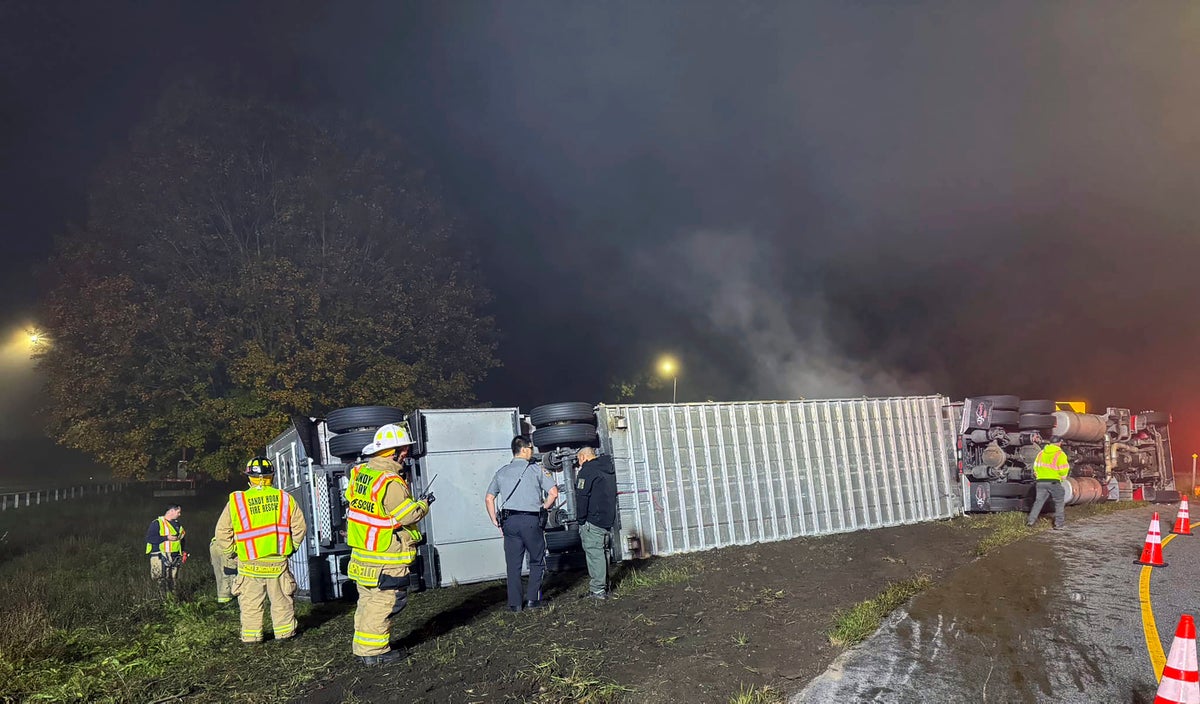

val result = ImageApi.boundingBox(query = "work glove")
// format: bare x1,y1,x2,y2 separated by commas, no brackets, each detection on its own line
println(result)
418,492,436,506
223,565,238,576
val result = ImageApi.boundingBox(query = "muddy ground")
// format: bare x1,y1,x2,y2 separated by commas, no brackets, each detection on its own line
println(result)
297,515,997,703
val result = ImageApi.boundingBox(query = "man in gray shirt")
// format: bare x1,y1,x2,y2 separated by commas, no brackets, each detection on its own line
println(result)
485,435,560,611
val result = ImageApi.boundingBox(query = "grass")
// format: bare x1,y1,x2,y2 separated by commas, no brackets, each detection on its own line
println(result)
521,644,635,704
612,561,697,595
0,483,359,704
729,683,783,704
827,575,932,648
970,499,1148,556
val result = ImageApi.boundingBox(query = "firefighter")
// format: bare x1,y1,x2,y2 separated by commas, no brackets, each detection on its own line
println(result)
1026,435,1070,530
209,536,235,606
345,423,434,665
145,504,187,591
214,456,308,643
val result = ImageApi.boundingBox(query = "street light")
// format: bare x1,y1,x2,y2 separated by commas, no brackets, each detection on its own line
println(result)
658,356,678,404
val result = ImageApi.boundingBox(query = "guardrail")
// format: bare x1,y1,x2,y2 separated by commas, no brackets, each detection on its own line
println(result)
0,483,126,511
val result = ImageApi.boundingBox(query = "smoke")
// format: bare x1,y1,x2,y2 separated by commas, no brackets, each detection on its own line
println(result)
638,232,940,401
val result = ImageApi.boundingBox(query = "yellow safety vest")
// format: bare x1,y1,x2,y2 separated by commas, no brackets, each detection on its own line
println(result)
229,487,295,577
344,464,423,573
1033,444,1070,481
146,517,184,556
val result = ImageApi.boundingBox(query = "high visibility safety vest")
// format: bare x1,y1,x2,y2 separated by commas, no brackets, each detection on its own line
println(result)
146,517,184,555
344,464,424,568
228,487,295,575
1033,444,1070,481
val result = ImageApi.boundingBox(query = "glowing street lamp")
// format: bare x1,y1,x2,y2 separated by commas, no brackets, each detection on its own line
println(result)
658,356,678,404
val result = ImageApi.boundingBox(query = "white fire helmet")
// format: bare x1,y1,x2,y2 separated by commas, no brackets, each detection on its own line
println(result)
360,423,415,456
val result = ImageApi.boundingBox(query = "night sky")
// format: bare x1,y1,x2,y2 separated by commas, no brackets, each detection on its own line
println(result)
4,2,1200,477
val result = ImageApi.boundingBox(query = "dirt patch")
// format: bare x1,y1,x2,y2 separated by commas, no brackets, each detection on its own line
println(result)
298,516,990,703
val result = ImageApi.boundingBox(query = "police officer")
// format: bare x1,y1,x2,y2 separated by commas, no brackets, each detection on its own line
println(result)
1027,435,1070,530
485,435,559,612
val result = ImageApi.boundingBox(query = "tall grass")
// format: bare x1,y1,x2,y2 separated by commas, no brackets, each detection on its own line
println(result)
0,483,322,703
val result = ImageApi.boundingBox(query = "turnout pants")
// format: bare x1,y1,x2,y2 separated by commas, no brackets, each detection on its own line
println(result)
579,522,610,595
352,568,410,656
503,513,546,609
1028,480,1066,528
232,570,298,642
209,541,235,604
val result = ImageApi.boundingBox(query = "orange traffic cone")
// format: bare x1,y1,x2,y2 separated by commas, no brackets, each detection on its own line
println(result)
1154,614,1200,704
1174,498,1194,536
1137,512,1170,567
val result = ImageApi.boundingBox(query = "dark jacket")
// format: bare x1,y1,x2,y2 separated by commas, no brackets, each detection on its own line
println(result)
576,454,617,530
145,518,186,554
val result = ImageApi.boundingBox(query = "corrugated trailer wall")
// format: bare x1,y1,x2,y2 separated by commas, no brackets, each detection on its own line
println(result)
598,396,961,560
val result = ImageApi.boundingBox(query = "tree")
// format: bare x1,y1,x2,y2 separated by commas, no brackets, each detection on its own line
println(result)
607,373,668,403
38,88,498,478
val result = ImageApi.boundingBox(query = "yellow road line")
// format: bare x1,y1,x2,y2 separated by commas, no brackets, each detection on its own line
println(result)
1139,532,1177,681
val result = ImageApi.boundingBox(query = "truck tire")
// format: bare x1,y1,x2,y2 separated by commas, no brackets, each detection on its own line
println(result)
328,430,376,460
1019,399,1056,414
530,402,597,427
989,410,1020,427
532,423,599,448
978,395,1020,411
1019,414,1056,430
544,528,582,552
545,551,587,573
326,406,404,434
1138,411,1171,426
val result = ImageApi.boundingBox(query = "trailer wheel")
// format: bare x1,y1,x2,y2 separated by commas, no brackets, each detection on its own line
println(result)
1138,411,1171,426
532,423,599,448
989,410,1020,427
328,430,376,461
544,528,582,552
1019,414,1056,430
326,406,405,434
978,395,1020,411
1018,399,1056,415
545,551,587,573
530,402,597,427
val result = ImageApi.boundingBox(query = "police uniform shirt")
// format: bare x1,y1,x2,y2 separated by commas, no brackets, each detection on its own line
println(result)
486,459,556,512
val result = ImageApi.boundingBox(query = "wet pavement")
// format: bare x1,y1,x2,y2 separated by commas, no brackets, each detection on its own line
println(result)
795,506,1200,703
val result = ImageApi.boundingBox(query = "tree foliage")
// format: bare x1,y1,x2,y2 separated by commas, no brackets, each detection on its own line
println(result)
38,88,498,478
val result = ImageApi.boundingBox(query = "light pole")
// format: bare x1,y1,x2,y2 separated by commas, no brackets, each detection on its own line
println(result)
658,356,678,404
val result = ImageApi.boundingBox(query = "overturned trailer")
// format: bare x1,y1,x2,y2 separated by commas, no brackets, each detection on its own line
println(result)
955,396,1177,513
267,393,1176,600
268,395,970,601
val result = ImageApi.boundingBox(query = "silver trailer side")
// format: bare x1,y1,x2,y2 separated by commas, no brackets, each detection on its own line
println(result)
595,396,962,561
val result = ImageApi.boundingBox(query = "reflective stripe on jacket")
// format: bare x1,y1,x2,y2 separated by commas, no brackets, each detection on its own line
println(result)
229,487,294,562
1033,444,1070,481
146,517,184,555
344,462,427,581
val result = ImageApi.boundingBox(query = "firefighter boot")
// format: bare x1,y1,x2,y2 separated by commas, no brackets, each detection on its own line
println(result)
357,647,408,666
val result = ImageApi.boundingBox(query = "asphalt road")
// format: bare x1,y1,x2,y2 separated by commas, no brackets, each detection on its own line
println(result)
795,505,1197,703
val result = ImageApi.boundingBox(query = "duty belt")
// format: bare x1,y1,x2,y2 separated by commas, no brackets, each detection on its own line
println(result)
505,510,540,516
